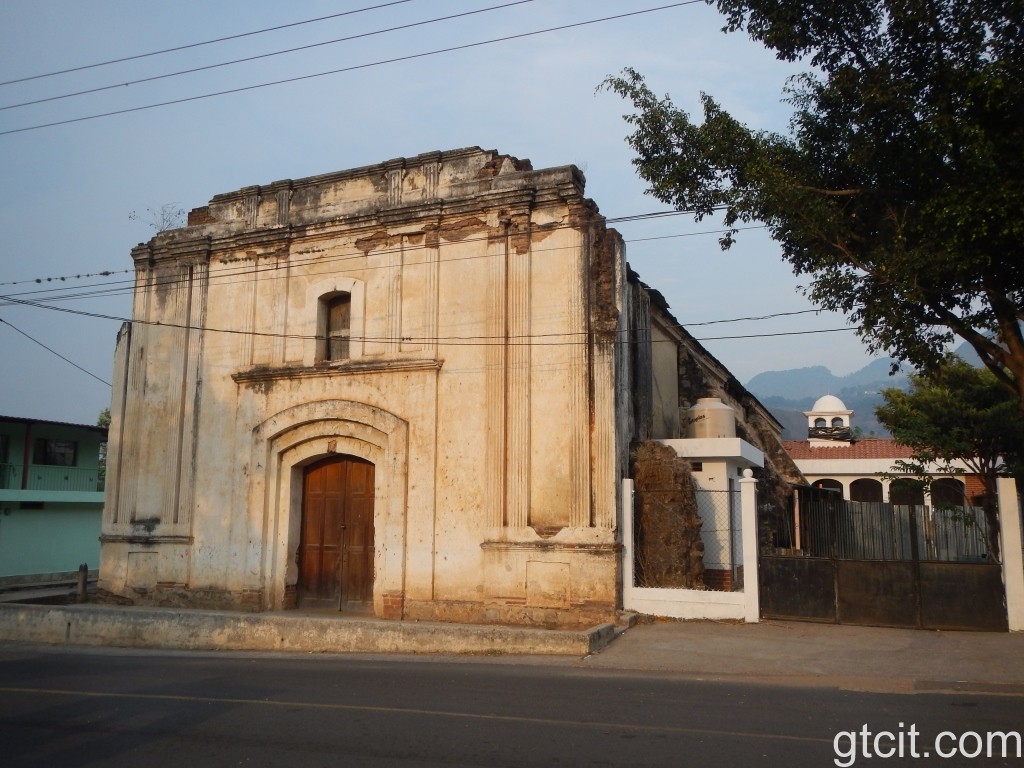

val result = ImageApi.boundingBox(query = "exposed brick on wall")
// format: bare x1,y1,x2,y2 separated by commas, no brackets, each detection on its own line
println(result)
703,565,745,593
965,474,988,504
702,569,733,591
186,206,216,226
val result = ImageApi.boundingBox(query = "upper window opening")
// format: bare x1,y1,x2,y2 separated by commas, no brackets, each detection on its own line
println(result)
831,417,844,428
814,418,827,428
326,293,351,361
33,438,77,466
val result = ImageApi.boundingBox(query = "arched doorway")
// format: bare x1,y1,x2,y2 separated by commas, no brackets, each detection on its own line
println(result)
299,455,375,611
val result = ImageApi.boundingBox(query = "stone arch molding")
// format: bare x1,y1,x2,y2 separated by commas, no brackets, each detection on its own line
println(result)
250,399,409,613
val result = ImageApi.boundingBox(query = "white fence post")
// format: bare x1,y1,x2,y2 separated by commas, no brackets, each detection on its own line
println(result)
621,478,635,611
740,469,760,623
997,477,1024,631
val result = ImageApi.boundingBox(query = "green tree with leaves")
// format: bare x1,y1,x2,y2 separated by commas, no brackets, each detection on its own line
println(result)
876,356,1024,560
603,1,1024,412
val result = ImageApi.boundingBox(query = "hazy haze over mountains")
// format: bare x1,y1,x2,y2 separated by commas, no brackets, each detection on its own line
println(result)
746,358,910,439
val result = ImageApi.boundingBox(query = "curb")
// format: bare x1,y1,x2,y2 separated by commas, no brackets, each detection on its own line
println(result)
0,603,613,656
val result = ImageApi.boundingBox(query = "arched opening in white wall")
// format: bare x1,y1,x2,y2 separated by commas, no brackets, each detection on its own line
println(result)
813,478,844,497
931,477,967,508
890,479,925,506
850,478,884,503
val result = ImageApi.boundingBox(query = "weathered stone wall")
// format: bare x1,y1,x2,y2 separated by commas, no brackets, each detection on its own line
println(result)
631,441,704,588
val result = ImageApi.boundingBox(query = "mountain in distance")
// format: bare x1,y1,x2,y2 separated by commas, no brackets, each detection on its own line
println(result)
746,358,910,439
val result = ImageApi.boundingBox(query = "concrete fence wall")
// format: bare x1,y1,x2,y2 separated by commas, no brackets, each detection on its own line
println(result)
621,474,760,622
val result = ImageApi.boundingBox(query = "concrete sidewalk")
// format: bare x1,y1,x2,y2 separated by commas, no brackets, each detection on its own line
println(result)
4,602,1024,694
585,619,1024,693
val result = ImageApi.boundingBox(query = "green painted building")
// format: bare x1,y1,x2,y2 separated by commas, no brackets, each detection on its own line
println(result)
0,415,107,579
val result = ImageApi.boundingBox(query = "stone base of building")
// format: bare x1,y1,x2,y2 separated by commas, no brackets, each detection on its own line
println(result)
94,584,265,612
93,585,615,629
402,598,617,629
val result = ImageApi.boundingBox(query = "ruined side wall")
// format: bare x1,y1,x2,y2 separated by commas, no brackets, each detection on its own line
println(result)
631,441,703,588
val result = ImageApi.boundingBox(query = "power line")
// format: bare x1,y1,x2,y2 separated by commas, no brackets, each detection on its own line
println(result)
624,224,765,244
686,309,825,327
0,1,537,112
0,2,701,136
0,221,829,331
1,292,856,346
0,211,821,339
697,327,853,341
0,207,729,310
0,0,421,87
0,316,111,386
0,207,733,295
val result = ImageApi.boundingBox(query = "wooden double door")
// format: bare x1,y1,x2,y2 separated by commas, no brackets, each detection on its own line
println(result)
298,456,375,611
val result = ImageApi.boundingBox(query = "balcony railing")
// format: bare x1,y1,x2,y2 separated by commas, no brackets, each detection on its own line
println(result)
808,426,853,441
0,463,104,492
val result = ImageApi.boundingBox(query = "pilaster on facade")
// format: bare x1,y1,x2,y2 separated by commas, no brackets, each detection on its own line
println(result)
591,327,618,531
568,224,592,529
386,240,402,356
175,259,208,529
422,230,440,359
505,216,532,530
244,189,260,229
275,187,293,227
484,222,508,529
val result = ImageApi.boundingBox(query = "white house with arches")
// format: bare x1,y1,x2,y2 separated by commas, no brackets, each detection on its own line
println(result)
783,394,987,508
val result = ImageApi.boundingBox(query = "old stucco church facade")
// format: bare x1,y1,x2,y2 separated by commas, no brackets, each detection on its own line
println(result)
100,147,791,626
100,148,635,626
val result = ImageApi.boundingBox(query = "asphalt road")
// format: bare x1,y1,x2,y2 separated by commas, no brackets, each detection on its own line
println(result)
2,645,1023,767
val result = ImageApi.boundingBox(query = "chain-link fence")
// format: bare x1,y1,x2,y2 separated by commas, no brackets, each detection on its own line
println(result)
697,489,742,591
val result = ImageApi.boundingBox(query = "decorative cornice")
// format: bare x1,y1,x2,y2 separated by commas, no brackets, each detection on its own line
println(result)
480,540,621,553
100,534,193,545
232,358,442,384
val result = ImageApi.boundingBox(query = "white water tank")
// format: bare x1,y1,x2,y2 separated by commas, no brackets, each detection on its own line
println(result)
685,397,736,439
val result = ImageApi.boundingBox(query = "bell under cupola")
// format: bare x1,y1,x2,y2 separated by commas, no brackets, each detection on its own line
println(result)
804,394,853,446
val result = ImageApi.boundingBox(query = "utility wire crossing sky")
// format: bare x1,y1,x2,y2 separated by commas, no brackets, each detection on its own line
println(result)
0,0,878,425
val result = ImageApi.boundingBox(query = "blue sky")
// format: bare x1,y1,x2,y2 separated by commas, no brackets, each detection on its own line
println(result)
0,0,883,425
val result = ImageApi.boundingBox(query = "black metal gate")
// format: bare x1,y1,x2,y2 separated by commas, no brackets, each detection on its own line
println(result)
759,489,1007,631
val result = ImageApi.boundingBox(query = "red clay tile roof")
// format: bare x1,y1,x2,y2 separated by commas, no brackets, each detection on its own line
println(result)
782,438,916,460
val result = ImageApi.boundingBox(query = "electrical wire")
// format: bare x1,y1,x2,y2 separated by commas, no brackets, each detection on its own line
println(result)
0,0,421,87
0,1,537,112
0,207,736,298
0,2,701,136
1,291,855,346
0,218,828,334
0,207,712,290
0,316,111,386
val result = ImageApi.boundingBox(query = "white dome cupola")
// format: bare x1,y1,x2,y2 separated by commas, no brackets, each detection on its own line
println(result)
804,395,853,444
